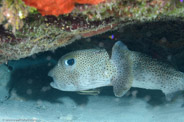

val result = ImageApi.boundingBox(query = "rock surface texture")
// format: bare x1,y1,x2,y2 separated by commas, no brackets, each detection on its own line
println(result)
0,0,184,64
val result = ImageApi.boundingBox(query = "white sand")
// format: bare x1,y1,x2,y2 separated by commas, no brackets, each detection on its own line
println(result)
0,91,183,122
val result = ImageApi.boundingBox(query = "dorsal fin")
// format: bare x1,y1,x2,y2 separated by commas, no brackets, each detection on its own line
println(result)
110,41,133,97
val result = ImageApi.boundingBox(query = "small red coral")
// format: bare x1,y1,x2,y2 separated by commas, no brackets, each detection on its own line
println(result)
75,0,105,4
23,0,105,16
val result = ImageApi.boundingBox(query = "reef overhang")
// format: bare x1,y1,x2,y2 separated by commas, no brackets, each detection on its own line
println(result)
0,0,184,64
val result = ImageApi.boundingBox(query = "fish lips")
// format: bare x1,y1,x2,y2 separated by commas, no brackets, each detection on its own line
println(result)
49,77,61,90
48,70,59,89
50,81,59,89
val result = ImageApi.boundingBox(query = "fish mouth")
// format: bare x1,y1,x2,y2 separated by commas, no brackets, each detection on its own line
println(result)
50,81,60,89
48,71,59,89
50,81,56,88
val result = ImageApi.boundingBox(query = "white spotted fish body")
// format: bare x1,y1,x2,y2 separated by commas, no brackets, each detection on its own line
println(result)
48,41,184,99
130,51,184,99
48,49,115,92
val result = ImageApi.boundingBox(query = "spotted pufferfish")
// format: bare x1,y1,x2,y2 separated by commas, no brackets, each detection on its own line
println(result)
48,41,184,100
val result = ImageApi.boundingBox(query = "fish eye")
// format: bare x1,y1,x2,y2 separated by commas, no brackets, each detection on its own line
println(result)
64,58,75,66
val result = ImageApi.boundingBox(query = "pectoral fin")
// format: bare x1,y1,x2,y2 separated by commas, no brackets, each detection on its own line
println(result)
111,41,133,97
77,89,101,96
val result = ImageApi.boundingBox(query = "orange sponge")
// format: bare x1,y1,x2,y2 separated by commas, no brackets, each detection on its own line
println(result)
23,0,105,16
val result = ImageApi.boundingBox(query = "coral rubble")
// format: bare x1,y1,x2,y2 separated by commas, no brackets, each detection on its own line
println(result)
0,0,184,64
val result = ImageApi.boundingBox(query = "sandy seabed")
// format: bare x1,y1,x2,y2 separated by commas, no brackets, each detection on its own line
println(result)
0,89,184,122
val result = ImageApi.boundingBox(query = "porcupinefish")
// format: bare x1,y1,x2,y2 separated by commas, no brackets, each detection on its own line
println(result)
48,41,184,100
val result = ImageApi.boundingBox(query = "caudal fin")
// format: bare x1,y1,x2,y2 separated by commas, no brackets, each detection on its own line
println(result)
110,41,133,97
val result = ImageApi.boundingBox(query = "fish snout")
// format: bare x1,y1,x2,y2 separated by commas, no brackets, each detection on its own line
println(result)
48,70,59,89
48,70,54,77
